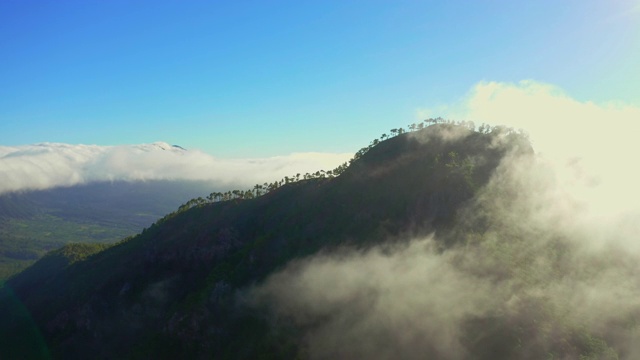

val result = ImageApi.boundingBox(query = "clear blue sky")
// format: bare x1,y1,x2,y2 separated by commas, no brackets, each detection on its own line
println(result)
1,0,638,157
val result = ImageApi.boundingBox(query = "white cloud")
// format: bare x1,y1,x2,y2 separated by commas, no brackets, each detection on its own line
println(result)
0,141,352,195
249,81,640,358
249,238,496,359
421,80,640,220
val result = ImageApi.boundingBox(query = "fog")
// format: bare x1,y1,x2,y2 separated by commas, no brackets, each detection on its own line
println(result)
0,142,351,195
249,81,640,359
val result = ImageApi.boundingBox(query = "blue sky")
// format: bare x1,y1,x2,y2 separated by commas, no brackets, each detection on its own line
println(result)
1,0,639,157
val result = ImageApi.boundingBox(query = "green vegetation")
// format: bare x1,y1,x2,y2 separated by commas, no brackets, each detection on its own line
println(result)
0,121,522,358
159,118,518,219
7,121,617,360
0,213,136,279
0,180,216,279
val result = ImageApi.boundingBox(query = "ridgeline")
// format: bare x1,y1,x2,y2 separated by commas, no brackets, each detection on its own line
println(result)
1,122,534,359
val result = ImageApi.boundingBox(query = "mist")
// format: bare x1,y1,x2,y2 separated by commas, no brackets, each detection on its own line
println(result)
248,82,640,359
0,142,352,195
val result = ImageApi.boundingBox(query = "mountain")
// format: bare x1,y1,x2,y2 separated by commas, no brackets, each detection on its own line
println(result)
0,140,215,278
0,139,350,279
0,180,217,279
0,123,630,359
0,141,189,195
0,141,351,196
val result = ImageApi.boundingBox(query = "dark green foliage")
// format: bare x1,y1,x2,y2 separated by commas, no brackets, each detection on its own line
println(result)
0,123,541,358
0,180,217,279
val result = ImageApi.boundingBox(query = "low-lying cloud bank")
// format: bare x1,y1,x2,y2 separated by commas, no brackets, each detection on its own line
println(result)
0,142,352,195
249,81,640,359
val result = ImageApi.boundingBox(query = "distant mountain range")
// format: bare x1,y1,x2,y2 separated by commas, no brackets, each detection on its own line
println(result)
0,141,350,195
0,141,350,278
1,123,636,359
0,142,190,195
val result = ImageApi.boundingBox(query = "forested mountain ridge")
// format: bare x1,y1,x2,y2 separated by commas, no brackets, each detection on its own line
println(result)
0,123,559,359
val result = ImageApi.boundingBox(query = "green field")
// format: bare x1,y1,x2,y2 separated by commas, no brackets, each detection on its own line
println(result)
0,214,138,279
0,180,216,280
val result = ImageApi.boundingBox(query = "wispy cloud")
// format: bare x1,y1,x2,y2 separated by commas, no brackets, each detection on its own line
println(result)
422,80,640,218
250,81,640,358
0,142,352,195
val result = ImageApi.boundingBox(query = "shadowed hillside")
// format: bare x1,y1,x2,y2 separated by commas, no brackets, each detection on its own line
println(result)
9,123,616,359
0,180,217,279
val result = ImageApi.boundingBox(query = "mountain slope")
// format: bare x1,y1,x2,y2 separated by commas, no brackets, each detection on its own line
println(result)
0,124,529,359
0,180,217,279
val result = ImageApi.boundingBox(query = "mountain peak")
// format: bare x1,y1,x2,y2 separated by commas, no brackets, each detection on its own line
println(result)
139,141,187,152
0,124,542,359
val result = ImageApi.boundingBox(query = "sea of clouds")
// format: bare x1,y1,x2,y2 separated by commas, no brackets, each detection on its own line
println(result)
248,81,640,359
0,141,352,196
